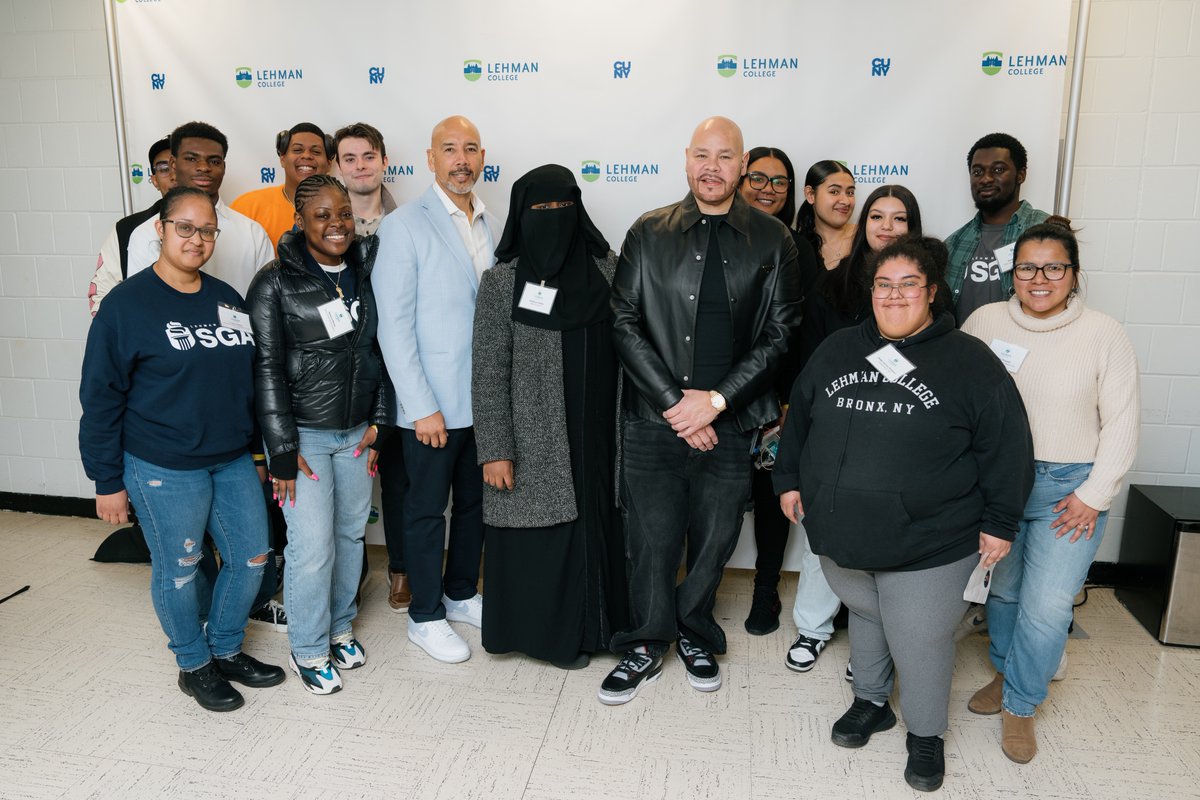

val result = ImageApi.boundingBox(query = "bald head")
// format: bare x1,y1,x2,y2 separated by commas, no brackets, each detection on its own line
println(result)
427,115,485,202
689,116,744,154
685,116,748,214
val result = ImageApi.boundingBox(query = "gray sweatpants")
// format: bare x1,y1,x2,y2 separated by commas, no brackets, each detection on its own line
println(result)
820,552,976,737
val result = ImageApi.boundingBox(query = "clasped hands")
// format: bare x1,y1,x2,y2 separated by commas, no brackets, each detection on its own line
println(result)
663,389,720,451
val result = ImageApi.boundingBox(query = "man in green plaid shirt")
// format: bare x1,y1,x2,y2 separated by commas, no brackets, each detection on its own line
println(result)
945,133,1049,327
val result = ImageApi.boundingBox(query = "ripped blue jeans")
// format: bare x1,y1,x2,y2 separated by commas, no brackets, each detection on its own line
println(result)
125,451,269,671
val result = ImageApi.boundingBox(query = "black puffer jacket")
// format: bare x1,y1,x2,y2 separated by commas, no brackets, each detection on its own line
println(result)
248,230,391,479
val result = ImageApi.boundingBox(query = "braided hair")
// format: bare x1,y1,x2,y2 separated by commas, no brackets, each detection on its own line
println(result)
292,174,349,213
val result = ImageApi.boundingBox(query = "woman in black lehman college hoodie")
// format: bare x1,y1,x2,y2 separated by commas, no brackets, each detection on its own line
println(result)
773,236,1033,793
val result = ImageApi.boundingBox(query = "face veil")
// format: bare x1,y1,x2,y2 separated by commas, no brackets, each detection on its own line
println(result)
494,164,610,331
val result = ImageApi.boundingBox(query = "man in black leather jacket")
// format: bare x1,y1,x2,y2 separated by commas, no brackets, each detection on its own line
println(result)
598,117,801,706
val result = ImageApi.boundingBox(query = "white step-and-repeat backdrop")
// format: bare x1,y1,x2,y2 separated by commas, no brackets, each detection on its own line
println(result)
113,0,1072,565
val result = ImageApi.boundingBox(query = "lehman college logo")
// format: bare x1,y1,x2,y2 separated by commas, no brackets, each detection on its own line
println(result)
981,52,1003,76
717,55,737,78
464,60,482,81
581,161,601,182
235,67,253,88
130,164,144,184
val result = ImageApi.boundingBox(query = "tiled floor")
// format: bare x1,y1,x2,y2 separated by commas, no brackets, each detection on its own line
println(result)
1,510,1198,800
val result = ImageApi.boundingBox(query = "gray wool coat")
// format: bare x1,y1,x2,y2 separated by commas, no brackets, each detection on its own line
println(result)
471,252,618,528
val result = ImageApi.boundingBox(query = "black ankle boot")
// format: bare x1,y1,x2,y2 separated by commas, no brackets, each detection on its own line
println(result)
904,732,945,792
178,662,244,712
744,585,781,635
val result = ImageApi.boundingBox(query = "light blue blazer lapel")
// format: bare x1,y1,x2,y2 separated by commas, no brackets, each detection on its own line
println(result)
419,186,479,290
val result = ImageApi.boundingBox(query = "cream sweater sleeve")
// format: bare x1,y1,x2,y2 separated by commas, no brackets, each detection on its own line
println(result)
1074,315,1140,511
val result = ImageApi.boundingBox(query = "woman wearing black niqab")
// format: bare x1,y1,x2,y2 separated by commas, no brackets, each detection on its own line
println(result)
471,164,628,668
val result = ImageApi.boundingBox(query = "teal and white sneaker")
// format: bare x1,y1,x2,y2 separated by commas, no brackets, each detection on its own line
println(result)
288,654,343,695
331,637,367,670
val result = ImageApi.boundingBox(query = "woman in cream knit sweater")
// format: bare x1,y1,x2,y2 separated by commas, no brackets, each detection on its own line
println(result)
961,217,1140,765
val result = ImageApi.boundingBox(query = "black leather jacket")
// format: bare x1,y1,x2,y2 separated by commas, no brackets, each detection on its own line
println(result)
247,230,391,479
612,193,802,432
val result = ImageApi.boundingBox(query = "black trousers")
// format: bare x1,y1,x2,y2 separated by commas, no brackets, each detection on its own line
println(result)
399,427,483,623
610,416,753,655
750,466,790,589
375,433,408,573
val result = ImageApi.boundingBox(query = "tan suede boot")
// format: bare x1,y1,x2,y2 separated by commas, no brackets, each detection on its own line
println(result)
1001,710,1038,763
968,672,1004,715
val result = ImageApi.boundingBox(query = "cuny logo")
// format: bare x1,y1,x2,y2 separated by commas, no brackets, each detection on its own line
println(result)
613,60,631,79
717,54,798,79
260,167,276,184
848,161,910,186
464,58,540,82
235,65,303,89
871,57,891,77
482,165,501,182
581,160,660,184
150,72,165,90
368,67,385,85
130,164,144,184
982,50,1066,77
384,164,414,184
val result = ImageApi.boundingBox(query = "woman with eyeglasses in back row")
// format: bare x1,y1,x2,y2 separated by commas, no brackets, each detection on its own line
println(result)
735,147,820,637
961,218,1139,764
774,236,1034,792
80,186,285,713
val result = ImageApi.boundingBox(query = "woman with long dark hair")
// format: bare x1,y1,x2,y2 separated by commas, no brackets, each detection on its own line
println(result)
795,160,856,270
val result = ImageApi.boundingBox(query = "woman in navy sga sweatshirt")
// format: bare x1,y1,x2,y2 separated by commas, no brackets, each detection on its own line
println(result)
80,186,284,713
773,236,1033,792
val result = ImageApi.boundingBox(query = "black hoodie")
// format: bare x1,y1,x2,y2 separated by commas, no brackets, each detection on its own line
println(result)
773,311,1033,572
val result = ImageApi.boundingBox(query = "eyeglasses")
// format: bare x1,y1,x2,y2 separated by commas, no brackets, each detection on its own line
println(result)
152,162,171,174
745,172,790,191
1013,262,1072,281
871,280,928,298
163,220,220,242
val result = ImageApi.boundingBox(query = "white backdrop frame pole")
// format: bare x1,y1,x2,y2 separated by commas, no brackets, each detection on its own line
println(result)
1057,0,1093,216
103,0,133,217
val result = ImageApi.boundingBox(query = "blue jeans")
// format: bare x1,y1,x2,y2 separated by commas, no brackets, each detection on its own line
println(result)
125,451,269,671
986,461,1107,717
281,424,373,663
610,416,753,655
790,528,841,641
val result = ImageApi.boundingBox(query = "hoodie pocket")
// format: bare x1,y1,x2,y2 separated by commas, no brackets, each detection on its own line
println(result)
804,481,932,570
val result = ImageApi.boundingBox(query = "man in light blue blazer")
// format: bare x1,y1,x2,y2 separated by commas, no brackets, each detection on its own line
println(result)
373,116,498,663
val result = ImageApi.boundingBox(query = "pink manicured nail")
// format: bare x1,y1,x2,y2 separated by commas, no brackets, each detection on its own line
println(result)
353,449,361,458
310,473,319,481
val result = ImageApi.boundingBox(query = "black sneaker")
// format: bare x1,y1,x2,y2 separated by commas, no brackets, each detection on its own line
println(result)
675,634,722,692
744,586,781,635
178,662,244,712
831,697,897,748
785,633,826,673
247,599,288,633
597,646,663,706
905,733,945,792
215,652,286,688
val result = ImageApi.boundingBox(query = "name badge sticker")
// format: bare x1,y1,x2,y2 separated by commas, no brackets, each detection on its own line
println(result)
989,338,1029,373
866,344,916,382
317,298,354,339
518,281,558,314
217,304,252,334
994,242,1016,274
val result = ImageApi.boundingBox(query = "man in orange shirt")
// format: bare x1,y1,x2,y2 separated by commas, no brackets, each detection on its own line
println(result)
231,122,332,251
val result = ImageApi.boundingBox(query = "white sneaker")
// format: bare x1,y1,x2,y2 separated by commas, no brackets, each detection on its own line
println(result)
442,593,483,628
408,618,470,663
1052,650,1068,681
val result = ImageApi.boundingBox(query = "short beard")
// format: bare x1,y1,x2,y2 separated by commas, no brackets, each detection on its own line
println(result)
442,178,476,196
974,187,1018,215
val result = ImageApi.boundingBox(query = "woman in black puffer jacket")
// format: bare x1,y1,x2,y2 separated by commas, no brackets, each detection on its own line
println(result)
247,174,391,696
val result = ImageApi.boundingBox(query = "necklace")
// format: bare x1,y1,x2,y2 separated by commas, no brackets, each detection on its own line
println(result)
321,262,346,299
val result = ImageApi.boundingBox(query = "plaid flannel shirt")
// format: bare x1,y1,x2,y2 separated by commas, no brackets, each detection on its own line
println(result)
944,200,1049,302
